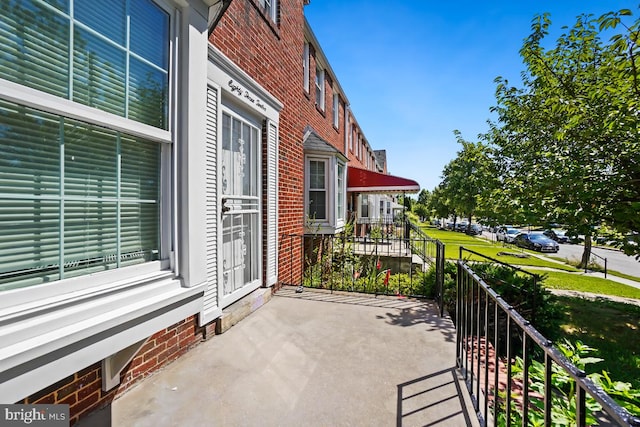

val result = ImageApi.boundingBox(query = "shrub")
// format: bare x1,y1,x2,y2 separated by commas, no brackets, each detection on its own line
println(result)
497,340,640,425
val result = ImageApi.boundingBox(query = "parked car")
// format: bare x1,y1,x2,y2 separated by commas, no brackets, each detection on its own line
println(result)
543,229,569,244
496,226,521,243
514,233,559,253
466,223,483,235
455,221,468,232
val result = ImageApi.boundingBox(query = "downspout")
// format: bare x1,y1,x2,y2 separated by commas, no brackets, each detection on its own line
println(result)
344,104,350,155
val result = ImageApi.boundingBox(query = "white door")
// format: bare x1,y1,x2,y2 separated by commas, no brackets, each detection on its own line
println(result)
219,111,261,307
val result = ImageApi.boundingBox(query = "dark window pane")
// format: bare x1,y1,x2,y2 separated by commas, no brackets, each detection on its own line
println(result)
0,100,61,196
75,0,125,45
0,0,70,98
128,57,168,129
73,27,126,115
130,0,169,69
64,121,118,198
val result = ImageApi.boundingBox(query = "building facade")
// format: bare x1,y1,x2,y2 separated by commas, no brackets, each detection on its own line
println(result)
0,0,417,423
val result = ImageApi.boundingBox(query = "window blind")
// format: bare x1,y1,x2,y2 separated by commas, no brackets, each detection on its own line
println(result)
0,0,169,130
0,100,159,291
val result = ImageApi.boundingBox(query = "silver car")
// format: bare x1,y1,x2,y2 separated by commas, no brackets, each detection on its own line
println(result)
496,226,521,243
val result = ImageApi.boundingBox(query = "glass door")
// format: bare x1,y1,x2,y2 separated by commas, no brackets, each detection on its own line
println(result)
219,111,261,307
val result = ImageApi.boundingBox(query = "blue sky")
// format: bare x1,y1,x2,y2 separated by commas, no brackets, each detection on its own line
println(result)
304,1,632,192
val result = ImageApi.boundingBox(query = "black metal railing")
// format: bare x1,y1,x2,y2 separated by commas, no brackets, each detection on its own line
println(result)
588,251,608,278
409,221,446,316
456,248,640,427
353,216,406,241
280,232,445,308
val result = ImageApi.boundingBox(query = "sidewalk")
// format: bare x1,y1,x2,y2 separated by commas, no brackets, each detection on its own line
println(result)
79,288,479,427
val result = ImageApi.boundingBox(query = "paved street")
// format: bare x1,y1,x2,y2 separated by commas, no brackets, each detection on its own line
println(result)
556,243,640,278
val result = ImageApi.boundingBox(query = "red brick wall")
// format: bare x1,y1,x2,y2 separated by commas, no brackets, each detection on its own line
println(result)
211,1,379,289
20,316,206,425
212,0,308,285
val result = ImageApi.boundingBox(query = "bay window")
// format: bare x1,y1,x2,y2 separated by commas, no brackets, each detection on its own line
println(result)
304,131,347,234
337,163,345,219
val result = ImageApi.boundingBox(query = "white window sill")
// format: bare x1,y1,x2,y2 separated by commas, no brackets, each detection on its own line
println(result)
0,263,206,403
305,222,343,235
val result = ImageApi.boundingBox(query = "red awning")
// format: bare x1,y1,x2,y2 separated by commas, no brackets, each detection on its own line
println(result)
347,167,420,194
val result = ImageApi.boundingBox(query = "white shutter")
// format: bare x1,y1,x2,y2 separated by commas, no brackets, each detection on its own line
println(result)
200,85,222,325
265,121,278,286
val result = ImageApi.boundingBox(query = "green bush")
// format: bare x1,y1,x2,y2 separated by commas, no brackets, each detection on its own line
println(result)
497,340,640,426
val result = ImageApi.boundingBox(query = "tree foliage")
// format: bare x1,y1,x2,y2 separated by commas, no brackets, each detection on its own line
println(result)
486,8,640,264
436,132,496,230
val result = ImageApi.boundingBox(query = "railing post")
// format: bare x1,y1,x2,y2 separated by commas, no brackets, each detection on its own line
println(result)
505,314,513,427
493,300,500,427
289,235,293,285
456,260,462,368
544,353,552,426
576,386,586,426
522,334,529,427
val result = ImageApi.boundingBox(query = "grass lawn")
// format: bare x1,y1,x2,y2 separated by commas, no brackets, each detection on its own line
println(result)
416,224,640,394
525,268,640,300
419,225,579,271
550,256,640,283
608,270,640,283
556,296,640,389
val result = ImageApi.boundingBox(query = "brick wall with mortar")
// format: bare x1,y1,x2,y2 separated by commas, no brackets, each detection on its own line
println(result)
212,0,313,285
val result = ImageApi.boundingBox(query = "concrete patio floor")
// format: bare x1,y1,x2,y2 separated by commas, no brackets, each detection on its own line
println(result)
80,287,479,427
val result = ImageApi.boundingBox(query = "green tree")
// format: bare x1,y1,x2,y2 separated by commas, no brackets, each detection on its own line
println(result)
489,8,640,265
412,189,431,221
428,184,454,226
440,132,495,232
417,188,431,206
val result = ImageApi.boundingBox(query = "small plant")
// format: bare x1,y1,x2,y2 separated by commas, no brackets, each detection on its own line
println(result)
369,226,383,239
495,340,640,426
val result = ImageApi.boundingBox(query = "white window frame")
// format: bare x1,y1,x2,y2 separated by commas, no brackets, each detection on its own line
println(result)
360,194,369,218
307,158,328,221
348,124,353,152
0,0,211,403
332,91,339,127
0,0,176,292
303,42,310,93
315,66,325,111
260,0,278,22
336,162,345,227
304,155,345,234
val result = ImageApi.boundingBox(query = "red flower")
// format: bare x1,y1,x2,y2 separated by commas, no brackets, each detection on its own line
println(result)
376,259,381,270
384,269,391,286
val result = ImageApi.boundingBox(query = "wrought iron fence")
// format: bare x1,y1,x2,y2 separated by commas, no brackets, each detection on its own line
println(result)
409,221,446,316
587,250,608,278
280,230,445,311
456,247,640,427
